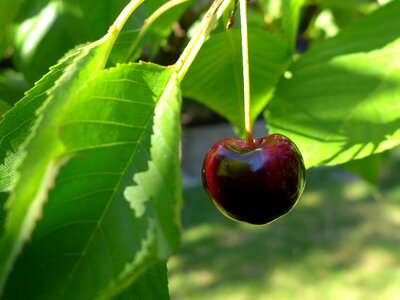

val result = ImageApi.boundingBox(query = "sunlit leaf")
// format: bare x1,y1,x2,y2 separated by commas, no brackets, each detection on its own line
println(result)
12,1,88,82
2,62,181,300
0,46,82,191
266,1,400,168
0,0,146,294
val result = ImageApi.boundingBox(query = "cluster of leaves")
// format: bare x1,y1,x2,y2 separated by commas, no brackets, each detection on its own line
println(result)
0,0,399,299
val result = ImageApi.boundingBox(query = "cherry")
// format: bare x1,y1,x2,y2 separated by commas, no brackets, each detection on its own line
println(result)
202,133,306,225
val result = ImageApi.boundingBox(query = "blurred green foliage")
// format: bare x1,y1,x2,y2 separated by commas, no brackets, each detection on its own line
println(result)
170,147,400,299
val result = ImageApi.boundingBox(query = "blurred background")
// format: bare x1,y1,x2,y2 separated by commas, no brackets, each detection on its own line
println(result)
171,122,400,299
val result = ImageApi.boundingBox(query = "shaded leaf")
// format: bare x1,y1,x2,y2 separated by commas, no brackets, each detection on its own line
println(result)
0,0,25,56
12,1,89,82
182,28,290,135
341,151,388,186
0,192,8,237
0,101,11,117
0,70,31,107
266,1,400,168
117,262,169,300
281,0,304,52
110,0,191,63
77,0,130,39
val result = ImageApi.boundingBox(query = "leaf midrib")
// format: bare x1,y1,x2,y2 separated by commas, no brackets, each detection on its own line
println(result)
59,72,174,298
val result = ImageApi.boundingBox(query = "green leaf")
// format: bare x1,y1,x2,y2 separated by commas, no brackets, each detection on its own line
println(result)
281,0,304,52
2,62,181,299
12,1,89,82
266,1,400,168
182,28,290,135
0,0,140,288
0,70,31,107
77,0,130,39
341,151,388,186
117,262,169,300
0,101,11,117
110,0,191,63
0,46,83,192
0,0,25,56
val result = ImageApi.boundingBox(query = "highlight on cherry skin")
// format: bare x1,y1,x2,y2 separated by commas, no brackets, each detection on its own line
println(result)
202,133,306,225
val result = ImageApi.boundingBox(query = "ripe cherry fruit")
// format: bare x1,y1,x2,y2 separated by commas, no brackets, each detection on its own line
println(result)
202,134,306,225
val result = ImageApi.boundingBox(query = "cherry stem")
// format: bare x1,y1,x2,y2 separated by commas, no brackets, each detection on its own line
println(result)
239,0,254,147
176,0,234,81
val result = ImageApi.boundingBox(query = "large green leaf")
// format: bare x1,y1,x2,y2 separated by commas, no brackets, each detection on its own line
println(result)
182,28,290,135
0,0,146,294
2,62,181,300
0,39,116,296
266,1,400,168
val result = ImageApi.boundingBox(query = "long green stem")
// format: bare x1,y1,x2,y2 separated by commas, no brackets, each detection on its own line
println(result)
110,0,145,35
240,0,253,146
176,0,234,81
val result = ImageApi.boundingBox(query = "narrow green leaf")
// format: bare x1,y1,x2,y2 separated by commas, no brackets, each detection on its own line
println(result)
2,63,182,299
266,1,400,168
182,28,290,135
281,0,303,52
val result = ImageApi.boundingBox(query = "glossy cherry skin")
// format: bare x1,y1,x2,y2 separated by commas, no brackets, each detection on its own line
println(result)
202,134,306,225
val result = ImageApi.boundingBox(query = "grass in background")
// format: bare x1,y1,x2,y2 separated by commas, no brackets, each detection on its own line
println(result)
168,148,400,300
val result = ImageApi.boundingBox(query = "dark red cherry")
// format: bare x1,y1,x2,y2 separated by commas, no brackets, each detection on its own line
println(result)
202,134,306,225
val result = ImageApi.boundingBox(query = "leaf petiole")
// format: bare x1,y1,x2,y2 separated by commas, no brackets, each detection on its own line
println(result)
175,0,234,81
124,0,191,63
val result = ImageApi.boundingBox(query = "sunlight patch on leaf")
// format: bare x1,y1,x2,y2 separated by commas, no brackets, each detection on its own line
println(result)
266,1,400,168
124,184,148,218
